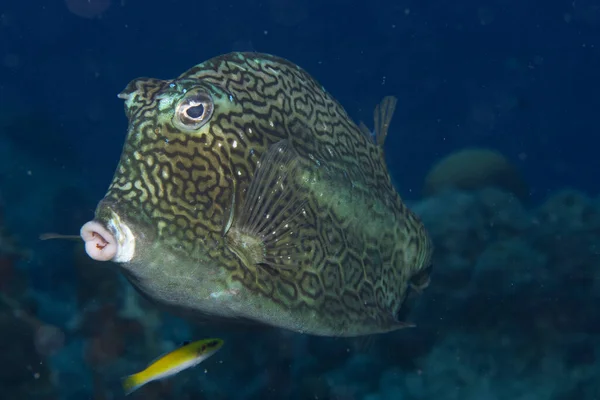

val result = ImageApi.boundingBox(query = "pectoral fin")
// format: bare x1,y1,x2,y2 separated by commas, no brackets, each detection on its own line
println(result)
226,140,316,271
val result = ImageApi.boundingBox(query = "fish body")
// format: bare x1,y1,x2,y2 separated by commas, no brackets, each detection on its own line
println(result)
81,52,433,337
121,338,223,395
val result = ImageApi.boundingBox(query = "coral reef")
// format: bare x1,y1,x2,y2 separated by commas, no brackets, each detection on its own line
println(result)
360,187,600,400
422,148,528,201
1,150,599,399
0,200,60,399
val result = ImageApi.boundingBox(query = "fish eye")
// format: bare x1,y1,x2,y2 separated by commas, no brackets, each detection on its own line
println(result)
174,92,214,131
186,104,204,119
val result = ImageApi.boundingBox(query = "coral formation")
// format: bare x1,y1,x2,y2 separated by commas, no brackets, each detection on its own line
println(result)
0,201,59,399
1,145,598,399
423,148,528,201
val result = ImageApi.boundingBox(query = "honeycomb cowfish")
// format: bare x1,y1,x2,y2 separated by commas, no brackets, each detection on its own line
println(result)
121,338,223,395
80,52,433,337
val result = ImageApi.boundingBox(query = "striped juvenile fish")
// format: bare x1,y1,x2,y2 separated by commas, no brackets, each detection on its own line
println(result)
80,52,433,337
121,338,223,395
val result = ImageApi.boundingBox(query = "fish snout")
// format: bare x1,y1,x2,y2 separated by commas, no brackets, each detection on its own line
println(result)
80,213,136,263
80,221,118,261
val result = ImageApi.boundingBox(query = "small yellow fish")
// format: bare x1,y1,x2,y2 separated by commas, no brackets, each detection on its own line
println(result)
121,338,224,395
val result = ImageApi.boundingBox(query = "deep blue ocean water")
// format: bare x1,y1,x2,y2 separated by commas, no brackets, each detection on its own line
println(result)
0,1,598,399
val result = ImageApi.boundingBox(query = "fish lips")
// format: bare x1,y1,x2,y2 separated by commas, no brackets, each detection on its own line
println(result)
80,201,137,263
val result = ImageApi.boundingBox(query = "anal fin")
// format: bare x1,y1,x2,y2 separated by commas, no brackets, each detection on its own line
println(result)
226,140,314,271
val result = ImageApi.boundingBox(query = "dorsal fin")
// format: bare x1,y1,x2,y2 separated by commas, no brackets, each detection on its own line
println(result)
226,140,315,271
358,121,373,141
373,96,397,147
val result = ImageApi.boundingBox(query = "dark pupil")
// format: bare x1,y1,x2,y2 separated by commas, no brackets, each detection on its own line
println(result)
186,104,205,119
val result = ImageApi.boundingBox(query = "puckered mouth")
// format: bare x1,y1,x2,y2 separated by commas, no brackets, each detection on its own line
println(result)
80,209,136,263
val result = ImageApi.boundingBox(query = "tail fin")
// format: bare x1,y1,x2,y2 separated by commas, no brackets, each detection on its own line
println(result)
121,373,144,396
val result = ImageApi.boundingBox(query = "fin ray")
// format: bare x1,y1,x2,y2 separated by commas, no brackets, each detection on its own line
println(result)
358,121,373,142
373,96,397,147
227,140,315,271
